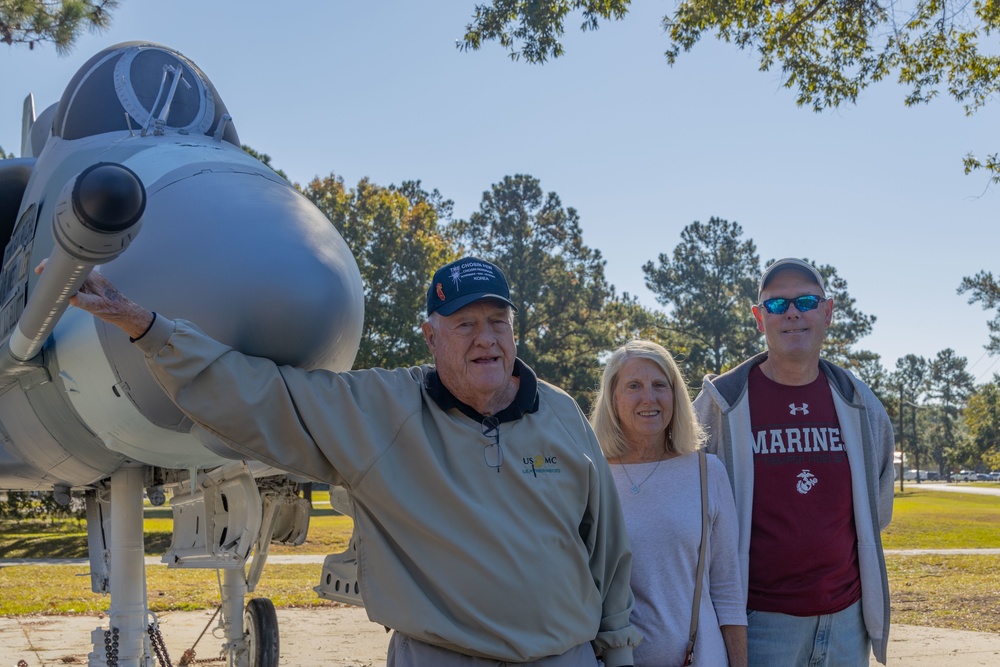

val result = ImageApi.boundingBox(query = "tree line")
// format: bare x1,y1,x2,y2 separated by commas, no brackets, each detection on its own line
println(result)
3,137,1000,480
301,169,879,399
286,155,1000,477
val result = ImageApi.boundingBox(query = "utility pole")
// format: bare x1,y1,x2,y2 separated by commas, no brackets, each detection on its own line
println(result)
904,400,924,484
898,383,905,492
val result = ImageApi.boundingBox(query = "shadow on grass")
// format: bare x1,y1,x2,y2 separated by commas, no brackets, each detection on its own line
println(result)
0,530,173,559
1,503,344,559
308,507,343,518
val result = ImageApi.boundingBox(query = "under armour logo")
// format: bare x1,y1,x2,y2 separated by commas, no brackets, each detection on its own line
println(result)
789,403,809,415
796,470,818,494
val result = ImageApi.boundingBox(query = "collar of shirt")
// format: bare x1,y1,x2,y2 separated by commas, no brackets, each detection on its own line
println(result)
424,358,540,423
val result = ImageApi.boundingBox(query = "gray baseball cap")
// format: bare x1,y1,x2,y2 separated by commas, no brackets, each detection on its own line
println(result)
758,258,826,300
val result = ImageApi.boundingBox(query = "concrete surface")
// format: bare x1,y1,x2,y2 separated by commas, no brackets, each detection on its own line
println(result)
1,608,999,666
878,625,1000,666
900,482,1000,496
895,479,1000,496
0,607,388,667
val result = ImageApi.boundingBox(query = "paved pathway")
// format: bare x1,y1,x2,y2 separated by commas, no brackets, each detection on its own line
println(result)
884,547,1000,555
901,482,1000,496
1,608,999,667
11,548,1000,566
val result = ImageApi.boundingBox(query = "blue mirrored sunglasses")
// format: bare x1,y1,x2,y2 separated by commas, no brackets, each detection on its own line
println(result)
760,295,827,315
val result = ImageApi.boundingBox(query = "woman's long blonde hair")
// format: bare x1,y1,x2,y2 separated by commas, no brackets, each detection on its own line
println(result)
590,340,706,459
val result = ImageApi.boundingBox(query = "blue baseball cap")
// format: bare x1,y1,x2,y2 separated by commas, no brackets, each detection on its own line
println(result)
427,257,517,316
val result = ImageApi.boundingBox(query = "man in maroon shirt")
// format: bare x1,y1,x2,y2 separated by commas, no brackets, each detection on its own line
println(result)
693,258,894,666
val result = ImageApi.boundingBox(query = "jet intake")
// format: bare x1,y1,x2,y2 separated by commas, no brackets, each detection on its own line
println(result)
8,163,146,361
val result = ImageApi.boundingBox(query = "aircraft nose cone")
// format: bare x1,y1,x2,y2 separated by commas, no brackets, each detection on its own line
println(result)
73,163,147,233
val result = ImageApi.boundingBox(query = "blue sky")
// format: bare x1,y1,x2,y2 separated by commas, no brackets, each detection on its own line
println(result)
2,0,997,383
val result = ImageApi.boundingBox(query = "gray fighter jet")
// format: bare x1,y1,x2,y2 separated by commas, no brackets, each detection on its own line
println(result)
0,41,368,667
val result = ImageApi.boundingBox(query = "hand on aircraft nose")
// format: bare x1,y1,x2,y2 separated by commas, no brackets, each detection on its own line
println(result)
34,258,93,309
34,259,153,338
36,258,104,309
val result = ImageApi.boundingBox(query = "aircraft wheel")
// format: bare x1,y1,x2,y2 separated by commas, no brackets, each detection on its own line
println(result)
244,597,279,667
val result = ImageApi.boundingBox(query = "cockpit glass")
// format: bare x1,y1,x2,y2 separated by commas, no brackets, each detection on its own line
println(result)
52,43,237,146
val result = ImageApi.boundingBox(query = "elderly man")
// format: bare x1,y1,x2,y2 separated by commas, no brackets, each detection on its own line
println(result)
65,256,641,667
692,258,893,666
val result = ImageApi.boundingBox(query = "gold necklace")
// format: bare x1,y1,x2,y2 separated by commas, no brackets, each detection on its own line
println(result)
620,459,663,494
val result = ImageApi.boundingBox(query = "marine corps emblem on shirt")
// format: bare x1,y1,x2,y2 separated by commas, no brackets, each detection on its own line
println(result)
796,469,818,494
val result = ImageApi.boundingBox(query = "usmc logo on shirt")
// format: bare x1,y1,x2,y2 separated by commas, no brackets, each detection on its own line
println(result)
522,454,561,476
796,469,819,494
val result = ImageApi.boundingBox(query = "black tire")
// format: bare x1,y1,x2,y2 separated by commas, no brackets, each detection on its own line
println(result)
243,597,279,667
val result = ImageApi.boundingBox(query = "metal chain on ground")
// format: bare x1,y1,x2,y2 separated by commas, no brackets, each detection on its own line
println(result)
178,604,222,666
148,621,174,667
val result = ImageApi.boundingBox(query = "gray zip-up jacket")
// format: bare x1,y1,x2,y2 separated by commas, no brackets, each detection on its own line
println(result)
135,316,641,665
692,352,894,665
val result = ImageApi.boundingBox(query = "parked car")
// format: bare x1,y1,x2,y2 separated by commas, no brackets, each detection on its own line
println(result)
952,470,975,481
975,473,993,481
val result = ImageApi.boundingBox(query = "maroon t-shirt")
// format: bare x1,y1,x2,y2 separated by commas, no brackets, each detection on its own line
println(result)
747,365,861,615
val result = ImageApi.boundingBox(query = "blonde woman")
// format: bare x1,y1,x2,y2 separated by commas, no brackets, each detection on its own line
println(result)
592,341,747,667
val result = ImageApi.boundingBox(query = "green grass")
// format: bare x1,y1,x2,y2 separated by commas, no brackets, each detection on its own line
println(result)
0,564,345,615
0,490,355,615
882,489,1000,549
